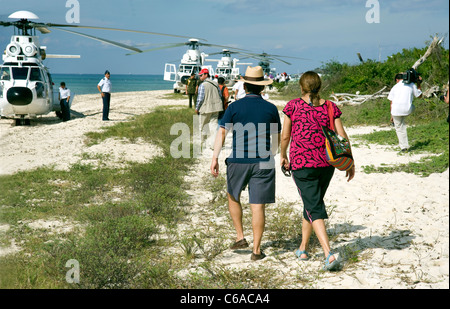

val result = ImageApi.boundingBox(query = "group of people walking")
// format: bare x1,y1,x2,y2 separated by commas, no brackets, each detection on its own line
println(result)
208,66,355,271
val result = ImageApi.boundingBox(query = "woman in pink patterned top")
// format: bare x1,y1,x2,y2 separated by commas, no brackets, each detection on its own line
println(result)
280,71,355,271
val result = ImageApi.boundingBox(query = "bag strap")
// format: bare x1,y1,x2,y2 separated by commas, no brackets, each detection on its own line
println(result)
326,100,335,131
205,80,223,102
205,80,221,93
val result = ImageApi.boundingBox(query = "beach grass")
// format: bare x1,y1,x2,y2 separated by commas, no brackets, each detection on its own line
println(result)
0,106,196,288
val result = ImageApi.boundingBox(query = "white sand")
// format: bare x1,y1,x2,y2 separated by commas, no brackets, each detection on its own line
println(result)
0,90,448,288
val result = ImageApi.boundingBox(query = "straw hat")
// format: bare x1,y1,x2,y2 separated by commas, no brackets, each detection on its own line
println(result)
240,66,273,86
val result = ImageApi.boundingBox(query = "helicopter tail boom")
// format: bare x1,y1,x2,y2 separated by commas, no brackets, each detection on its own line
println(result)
45,54,81,59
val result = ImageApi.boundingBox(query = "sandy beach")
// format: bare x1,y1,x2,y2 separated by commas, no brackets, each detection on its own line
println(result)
0,90,448,289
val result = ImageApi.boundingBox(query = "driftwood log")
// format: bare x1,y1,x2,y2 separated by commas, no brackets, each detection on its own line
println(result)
412,36,444,70
330,87,389,106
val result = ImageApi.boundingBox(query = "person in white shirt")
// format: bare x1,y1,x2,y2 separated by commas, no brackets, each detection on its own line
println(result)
388,73,422,152
58,82,71,122
232,77,245,101
97,70,112,121
279,73,286,85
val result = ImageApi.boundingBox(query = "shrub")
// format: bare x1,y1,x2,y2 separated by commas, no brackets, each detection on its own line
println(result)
320,38,449,95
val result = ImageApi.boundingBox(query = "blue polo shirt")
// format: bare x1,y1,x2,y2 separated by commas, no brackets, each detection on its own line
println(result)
219,94,281,163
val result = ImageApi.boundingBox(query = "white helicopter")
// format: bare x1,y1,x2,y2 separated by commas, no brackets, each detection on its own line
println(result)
0,10,195,125
128,38,248,93
205,49,253,88
238,51,310,76
162,39,213,93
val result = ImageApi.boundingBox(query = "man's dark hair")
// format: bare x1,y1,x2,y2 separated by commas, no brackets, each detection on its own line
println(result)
218,77,225,85
244,83,265,95
395,73,403,81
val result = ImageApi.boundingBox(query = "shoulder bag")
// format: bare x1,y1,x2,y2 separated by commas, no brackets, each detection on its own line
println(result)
322,101,354,171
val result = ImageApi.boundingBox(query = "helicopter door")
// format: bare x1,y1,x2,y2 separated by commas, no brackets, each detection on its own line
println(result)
164,64,176,82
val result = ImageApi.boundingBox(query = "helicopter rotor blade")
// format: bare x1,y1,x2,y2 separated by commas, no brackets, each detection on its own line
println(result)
126,42,186,55
52,27,143,53
36,26,51,34
200,43,249,52
126,40,249,56
268,54,311,61
36,23,207,41
233,51,309,65
205,50,246,56
206,52,224,56
270,57,292,65
0,21,14,27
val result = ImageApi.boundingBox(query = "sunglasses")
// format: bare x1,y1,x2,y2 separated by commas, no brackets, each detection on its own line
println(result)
281,165,291,177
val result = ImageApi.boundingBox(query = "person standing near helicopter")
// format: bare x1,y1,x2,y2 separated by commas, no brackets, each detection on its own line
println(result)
58,82,71,122
97,70,112,121
186,73,198,108
195,68,223,149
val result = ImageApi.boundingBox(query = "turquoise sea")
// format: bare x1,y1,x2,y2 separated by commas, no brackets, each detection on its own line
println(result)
51,74,173,95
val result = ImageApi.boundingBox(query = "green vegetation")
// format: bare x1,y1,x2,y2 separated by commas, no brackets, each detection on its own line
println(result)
276,37,449,99
0,107,197,288
320,39,449,95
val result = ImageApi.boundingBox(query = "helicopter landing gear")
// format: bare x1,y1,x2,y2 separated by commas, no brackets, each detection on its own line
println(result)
15,116,31,126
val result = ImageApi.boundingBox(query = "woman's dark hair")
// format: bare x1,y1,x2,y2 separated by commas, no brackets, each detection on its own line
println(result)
244,83,265,95
300,71,322,107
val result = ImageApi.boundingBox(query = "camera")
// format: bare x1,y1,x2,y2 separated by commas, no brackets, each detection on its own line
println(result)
403,68,420,84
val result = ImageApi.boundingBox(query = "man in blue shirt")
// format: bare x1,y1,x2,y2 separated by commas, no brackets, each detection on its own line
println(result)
210,66,281,261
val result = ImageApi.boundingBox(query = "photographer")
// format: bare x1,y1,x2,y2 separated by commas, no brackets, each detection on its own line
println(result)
388,70,422,152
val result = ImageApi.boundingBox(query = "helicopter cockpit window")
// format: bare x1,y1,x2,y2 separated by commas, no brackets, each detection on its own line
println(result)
182,66,193,73
1,67,11,81
11,67,29,80
30,68,43,81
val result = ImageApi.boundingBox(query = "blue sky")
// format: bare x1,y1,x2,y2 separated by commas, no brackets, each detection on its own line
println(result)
1,0,449,75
